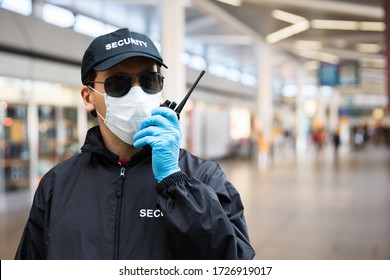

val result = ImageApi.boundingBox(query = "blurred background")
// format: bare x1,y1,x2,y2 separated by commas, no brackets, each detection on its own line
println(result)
0,0,389,260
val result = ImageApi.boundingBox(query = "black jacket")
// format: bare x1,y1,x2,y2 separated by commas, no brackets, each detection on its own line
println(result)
15,126,255,259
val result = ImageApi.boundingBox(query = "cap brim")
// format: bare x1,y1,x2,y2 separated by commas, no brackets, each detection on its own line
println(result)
93,52,168,71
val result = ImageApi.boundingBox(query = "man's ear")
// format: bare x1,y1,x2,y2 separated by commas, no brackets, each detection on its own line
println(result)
81,85,96,113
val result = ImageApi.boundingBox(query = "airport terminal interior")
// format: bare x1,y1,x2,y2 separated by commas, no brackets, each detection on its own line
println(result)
0,0,389,259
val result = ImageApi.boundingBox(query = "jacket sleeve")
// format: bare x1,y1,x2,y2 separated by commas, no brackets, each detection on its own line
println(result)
15,174,53,260
155,162,255,260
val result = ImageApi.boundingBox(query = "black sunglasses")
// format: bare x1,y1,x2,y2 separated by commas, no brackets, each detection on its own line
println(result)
87,72,164,97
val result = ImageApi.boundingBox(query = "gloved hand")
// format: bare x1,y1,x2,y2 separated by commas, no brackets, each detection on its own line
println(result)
133,107,181,183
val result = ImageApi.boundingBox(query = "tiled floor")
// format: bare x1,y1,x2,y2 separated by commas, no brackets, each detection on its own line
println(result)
218,144,390,260
1,144,389,260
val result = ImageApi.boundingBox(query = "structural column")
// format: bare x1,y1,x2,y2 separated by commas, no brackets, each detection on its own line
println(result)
27,91,39,197
329,89,340,135
384,0,390,112
31,0,44,18
159,0,187,148
295,67,308,159
77,101,88,148
256,43,273,168
0,104,5,194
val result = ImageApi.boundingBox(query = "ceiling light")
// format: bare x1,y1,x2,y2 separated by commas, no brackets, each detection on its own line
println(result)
359,58,386,68
311,20,386,31
311,20,359,30
316,52,340,64
294,40,322,50
266,20,310,44
356,43,381,53
74,15,106,37
43,4,75,28
303,60,320,71
359,22,386,31
272,10,306,24
216,0,242,6
0,0,32,16
294,49,339,64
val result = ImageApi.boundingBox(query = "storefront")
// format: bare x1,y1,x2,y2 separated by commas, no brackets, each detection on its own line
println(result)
0,76,97,194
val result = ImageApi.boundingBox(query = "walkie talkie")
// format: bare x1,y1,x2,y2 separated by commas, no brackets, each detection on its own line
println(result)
161,70,205,119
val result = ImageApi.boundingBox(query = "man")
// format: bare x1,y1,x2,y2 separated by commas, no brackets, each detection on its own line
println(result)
15,28,255,260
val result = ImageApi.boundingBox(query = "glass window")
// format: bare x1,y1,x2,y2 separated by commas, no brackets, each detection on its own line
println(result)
38,106,79,177
38,105,56,176
62,107,79,160
0,103,29,193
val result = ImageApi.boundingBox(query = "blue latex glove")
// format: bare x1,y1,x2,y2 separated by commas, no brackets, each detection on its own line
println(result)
133,107,181,183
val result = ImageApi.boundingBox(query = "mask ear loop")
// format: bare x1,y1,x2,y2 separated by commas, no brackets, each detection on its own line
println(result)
88,86,106,121
88,85,105,96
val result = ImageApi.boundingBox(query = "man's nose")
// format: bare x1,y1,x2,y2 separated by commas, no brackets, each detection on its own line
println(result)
132,77,141,87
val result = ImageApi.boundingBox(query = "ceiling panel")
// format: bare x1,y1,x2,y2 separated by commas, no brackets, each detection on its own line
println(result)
43,0,386,84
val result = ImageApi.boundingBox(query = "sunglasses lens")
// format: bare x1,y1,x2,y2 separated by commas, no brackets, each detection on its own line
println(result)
103,72,164,97
104,74,131,97
139,72,164,94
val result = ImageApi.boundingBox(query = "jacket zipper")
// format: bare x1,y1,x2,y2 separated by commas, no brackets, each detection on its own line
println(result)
114,166,126,259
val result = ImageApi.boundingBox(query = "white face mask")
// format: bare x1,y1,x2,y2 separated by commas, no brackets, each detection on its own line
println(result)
89,86,161,145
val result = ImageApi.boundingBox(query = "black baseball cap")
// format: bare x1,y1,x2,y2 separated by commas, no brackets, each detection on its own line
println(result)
81,28,167,83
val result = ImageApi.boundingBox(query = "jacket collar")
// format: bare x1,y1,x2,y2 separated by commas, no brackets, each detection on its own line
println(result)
80,126,151,162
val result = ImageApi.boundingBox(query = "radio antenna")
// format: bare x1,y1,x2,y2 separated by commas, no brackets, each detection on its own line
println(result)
175,70,205,114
